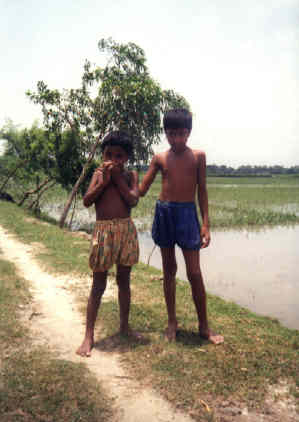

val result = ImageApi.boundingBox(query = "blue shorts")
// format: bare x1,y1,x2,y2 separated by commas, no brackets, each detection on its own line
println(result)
152,200,201,250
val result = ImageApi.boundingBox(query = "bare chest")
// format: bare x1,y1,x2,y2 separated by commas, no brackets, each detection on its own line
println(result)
161,152,198,182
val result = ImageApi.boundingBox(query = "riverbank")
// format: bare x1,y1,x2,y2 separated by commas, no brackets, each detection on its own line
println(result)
0,201,298,422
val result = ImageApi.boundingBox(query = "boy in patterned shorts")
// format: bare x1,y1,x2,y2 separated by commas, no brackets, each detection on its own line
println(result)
77,131,139,357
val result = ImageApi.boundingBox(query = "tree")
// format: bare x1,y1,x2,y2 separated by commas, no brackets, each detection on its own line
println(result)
27,37,189,228
0,121,57,208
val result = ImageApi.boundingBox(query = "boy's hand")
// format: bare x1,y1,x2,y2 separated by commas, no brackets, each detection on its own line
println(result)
110,164,122,182
99,161,114,186
200,225,211,248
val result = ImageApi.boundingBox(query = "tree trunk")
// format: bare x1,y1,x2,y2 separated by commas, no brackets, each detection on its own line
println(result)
68,192,77,229
18,178,51,206
59,135,102,228
28,180,56,210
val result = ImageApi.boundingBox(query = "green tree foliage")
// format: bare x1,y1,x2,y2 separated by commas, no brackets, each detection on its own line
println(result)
0,121,56,207
27,37,189,227
0,122,96,202
54,130,97,193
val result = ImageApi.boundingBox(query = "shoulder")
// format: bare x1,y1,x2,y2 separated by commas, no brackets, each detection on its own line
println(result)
155,150,171,162
190,149,206,165
126,169,138,184
129,169,139,179
150,152,165,168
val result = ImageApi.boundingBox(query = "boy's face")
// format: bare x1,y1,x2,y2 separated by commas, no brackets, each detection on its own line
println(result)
102,145,129,168
165,128,190,153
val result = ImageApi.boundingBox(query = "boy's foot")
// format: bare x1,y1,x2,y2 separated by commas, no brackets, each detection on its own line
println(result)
200,328,224,345
120,326,143,340
76,338,94,357
165,321,178,342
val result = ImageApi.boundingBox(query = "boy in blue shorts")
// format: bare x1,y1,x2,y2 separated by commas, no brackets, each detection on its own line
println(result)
139,109,223,344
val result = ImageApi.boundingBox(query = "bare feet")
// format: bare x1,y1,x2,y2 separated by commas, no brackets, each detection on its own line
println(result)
200,328,224,345
76,337,94,357
120,325,143,340
165,321,178,342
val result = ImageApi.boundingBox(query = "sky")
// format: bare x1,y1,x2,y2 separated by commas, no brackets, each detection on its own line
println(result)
1,0,298,167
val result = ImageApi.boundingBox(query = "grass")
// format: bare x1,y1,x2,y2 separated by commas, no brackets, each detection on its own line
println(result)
0,221,114,421
0,201,298,421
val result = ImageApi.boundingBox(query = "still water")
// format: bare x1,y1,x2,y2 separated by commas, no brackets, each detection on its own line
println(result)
138,225,299,331
42,202,298,330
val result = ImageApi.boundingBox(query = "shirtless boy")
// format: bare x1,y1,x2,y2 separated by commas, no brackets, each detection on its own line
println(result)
139,109,223,344
77,131,139,357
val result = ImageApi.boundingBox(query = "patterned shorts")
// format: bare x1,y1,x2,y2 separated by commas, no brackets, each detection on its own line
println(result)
89,218,139,272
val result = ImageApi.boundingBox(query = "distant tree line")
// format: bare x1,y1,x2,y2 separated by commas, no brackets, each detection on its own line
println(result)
206,164,299,177
136,163,299,175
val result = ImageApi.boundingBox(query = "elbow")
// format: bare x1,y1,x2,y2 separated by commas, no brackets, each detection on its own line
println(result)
138,185,146,197
83,196,92,208
129,194,139,207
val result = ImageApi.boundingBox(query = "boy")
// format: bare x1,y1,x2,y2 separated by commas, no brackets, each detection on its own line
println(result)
77,131,139,357
139,109,223,344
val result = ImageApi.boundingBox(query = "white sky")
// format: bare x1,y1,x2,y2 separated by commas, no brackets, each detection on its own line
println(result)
1,0,298,167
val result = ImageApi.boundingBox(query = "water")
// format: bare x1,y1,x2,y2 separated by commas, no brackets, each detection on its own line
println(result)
42,201,299,330
138,225,299,330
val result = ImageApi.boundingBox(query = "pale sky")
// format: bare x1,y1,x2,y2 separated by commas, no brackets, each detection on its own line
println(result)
1,0,298,167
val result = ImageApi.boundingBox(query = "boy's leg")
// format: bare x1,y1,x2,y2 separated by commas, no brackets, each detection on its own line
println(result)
116,264,131,335
182,249,223,344
160,247,178,341
76,271,108,356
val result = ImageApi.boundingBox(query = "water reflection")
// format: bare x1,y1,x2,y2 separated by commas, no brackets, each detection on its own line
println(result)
138,225,299,330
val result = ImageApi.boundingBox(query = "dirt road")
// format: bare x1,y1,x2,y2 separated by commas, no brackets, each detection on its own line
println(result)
0,225,194,422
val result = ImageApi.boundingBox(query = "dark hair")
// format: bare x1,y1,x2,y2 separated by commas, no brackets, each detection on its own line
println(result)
163,109,192,131
100,130,133,157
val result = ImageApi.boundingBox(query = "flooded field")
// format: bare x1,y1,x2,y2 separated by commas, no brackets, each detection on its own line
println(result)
138,225,299,331
40,174,299,331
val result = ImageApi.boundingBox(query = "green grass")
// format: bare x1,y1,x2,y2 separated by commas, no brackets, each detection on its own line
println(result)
0,226,114,421
98,264,299,416
0,201,298,421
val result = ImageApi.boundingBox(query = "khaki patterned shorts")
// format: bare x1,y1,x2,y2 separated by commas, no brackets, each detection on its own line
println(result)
89,218,139,272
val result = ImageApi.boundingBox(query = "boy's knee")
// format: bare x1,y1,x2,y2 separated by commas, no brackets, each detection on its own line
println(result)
186,270,202,283
116,266,131,283
91,283,106,298
164,263,177,280
116,275,130,290
92,273,107,296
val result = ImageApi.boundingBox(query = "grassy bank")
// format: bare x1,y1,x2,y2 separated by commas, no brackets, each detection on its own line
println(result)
0,208,114,421
0,201,298,421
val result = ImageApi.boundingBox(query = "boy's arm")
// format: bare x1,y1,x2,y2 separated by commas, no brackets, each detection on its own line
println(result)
139,155,160,197
111,168,139,207
83,164,112,207
197,151,211,248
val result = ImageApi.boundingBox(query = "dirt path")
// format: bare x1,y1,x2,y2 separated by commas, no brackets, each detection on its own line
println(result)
0,224,194,422
1,224,298,422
